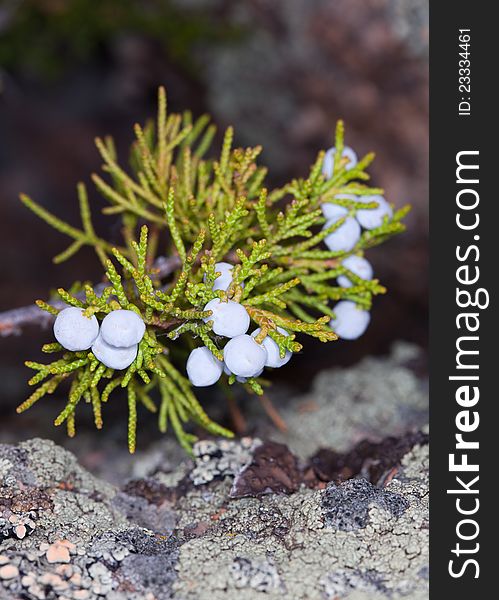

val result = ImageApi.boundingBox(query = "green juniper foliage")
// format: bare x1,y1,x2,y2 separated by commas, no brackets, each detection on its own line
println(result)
18,87,409,453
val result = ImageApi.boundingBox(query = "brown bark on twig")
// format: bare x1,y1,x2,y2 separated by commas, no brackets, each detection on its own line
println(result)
259,393,288,432
227,395,247,434
0,255,182,337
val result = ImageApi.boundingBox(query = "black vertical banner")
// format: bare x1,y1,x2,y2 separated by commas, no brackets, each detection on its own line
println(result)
431,4,495,597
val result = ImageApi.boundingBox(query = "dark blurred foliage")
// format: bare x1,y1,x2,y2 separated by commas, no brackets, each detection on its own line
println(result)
0,0,428,416
0,0,240,78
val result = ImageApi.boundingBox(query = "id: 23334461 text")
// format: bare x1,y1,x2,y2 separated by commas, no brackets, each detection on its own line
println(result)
458,29,471,116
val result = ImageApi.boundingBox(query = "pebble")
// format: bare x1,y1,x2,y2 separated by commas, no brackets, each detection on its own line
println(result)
70,572,83,586
39,572,67,590
21,574,36,586
0,564,19,580
46,540,74,564
55,564,74,578
15,524,27,539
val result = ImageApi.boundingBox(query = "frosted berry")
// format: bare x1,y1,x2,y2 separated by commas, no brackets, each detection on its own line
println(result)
236,370,263,384
321,202,348,221
329,301,370,340
91,333,138,370
100,309,146,348
203,299,250,338
204,261,242,292
322,146,358,179
323,216,361,253
186,347,223,387
223,363,264,383
251,327,292,368
223,334,268,377
355,195,393,230
337,255,373,288
53,307,99,352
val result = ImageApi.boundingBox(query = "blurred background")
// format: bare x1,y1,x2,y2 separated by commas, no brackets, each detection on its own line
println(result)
0,0,428,451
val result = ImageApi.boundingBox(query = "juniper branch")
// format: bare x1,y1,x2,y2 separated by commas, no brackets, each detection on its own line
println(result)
13,87,409,453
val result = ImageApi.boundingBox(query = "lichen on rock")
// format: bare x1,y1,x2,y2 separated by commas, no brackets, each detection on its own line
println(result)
1,347,428,599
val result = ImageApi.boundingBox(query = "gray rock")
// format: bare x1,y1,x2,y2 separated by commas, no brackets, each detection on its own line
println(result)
190,437,261,486
253,342,428,457
321,478,409,531
230,556,282,593
321,568,390,599
0,440,178,600
1,346,428,599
